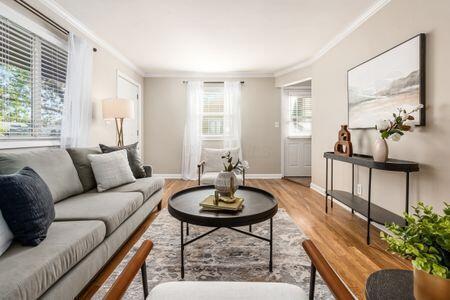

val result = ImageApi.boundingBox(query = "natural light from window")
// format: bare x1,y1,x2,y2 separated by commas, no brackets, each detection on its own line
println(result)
288,95,312,137
201,84,224,138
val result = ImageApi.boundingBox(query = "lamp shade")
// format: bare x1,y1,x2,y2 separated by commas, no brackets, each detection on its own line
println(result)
102,98,134,119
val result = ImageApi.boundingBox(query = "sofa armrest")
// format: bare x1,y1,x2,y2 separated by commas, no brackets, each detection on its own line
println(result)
144,165,153,177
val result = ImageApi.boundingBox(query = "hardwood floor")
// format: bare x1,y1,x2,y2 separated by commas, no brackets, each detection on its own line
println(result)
80,179,411,299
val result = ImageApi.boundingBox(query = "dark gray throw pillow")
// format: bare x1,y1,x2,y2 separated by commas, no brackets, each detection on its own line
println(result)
0,167,55,246
99,142,146,178
67,147,102,191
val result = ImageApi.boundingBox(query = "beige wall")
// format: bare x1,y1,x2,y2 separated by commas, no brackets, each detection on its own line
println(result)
143,78,281,175
278,0,450,213
275,65,312,87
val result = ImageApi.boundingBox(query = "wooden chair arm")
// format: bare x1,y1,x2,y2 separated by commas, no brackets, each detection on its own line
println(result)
197,160,206,168
197,161,206,185
103,240,153,300
302,240,354,300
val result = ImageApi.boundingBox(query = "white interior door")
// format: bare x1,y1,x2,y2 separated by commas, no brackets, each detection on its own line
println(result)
117,73,140,146
284,137,311,176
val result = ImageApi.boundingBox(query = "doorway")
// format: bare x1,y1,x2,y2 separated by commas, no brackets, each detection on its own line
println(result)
281,79,312,187
116,70,142,147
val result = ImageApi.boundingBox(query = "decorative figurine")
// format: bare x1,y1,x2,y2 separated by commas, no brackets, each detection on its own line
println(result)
334,125,353,157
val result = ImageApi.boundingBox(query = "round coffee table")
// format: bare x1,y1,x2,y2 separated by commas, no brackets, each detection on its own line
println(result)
168,185,278,278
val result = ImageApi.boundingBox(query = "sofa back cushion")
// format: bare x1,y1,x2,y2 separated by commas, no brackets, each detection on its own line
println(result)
0,149,83,202
67,147,101,192
202,148,240,172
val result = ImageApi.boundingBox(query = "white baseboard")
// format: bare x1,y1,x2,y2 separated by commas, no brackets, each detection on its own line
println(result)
246,174,283,179
310,182,325,195
153,173,283,179
153,174,182,179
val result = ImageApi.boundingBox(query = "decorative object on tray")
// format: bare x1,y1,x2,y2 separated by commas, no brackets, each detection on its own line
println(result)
200,195,244,211
214,151,245,197
381,202,450,300
373,104,423,162
334,125,353,157
348,33,426,129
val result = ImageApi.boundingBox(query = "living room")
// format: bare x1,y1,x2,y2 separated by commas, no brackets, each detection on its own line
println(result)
0,0,449,299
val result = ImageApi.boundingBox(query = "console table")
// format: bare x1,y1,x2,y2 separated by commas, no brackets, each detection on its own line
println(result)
323,152,419,244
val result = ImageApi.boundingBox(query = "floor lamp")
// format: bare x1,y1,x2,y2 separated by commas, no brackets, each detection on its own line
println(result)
102,98,134,146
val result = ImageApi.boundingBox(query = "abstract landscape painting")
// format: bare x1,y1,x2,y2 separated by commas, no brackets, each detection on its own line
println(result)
348,34,425,129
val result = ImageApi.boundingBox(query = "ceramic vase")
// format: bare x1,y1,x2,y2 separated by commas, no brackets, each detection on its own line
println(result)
414,267,450,300
214,171,239,197
373,138,388,162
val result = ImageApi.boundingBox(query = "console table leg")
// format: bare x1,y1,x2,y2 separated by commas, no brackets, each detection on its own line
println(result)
269,218,273,272
180,221,185,279
352,164,355,214
405,172,410,215
325,158,328,213
330,159,334,208
367,168,372,245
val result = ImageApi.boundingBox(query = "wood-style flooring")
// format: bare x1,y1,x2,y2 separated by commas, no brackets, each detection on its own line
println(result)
79,179,411,299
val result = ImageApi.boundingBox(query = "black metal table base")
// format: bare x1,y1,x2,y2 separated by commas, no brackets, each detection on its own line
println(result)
180,219,273,279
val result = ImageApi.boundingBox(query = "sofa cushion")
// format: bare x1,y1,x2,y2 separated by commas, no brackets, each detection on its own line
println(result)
202,148,240,172
108,177,165,200
0,220,105,300
67,147,101,192
148,282,307,300
200,172,243,186
0,167,55,246
0,149,83,202
54,192,143,236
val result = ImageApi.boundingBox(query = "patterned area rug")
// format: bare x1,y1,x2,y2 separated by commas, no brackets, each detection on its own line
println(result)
94,209,333,299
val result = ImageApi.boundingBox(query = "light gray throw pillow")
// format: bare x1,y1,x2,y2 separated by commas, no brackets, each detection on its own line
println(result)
88,150,136,192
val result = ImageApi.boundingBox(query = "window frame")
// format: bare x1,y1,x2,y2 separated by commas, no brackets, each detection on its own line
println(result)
0,5,67,148
200,84,225,140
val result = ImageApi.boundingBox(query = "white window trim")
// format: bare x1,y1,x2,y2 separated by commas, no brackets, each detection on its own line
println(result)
1,4,68,149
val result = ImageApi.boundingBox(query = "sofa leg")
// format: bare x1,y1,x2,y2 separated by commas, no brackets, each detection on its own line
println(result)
157,201,162,211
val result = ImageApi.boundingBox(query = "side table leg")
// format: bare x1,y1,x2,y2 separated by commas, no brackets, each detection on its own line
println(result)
330,159,334,208
180,221,184,279
325,158,328,213
269,218,273,272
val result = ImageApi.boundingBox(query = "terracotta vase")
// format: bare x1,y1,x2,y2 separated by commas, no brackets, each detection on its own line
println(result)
214,171,239,197
414,267,450,300
373,138,388,162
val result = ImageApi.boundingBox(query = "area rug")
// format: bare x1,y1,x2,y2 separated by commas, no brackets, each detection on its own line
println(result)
93,209,333,299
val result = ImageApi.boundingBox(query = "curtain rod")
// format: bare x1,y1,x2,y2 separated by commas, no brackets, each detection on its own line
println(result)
14,0,97,52
182,81,244,84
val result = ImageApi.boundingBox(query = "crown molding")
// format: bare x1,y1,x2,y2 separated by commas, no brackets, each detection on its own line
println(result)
144,71,274,78
274,0,392,77
36,0,145,76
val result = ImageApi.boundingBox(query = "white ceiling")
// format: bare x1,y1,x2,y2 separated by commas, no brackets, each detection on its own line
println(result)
50,0,382,76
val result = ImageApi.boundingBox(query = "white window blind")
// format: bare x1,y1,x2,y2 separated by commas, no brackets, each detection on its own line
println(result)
0,15,67,139
201,84,224,137
288,95,312,136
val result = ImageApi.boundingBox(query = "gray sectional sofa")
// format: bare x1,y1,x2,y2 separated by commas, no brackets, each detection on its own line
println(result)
0,147,164,300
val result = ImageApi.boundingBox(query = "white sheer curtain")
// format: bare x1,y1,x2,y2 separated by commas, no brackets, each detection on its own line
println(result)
60,33,93,148
223,81,242,159
181,81,204,180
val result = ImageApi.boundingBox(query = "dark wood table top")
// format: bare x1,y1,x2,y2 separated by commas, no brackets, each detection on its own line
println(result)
168,185,278,227
365,269,414,300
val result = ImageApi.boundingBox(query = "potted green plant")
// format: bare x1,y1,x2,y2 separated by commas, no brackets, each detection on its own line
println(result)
381,202,450,299
374,104,423,162
214,152,246,198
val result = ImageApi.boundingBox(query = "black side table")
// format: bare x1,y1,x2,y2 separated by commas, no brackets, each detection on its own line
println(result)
365,269,414,300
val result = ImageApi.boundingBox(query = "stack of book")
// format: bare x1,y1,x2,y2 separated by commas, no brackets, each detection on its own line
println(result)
200,195,244,211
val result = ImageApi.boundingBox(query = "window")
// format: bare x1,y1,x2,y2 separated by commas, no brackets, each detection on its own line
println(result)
201,84,224,138
288,95,312,136
0,15,67,140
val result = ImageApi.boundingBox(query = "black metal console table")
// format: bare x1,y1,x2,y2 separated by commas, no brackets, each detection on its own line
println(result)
323,152,419,244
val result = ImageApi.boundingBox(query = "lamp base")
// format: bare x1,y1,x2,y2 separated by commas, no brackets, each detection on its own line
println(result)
115,118,124,147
